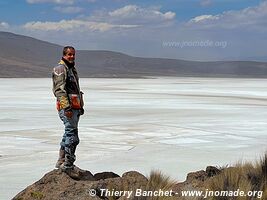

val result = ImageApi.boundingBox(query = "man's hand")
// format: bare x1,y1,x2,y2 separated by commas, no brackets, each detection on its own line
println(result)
64,107,73,118
80,108,84,115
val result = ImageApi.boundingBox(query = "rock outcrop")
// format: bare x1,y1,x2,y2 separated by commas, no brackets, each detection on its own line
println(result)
13,166,149,200
13,166,222,200
12,153,267,199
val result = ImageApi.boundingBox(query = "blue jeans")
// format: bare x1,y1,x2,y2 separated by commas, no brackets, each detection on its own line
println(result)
59,109,80,166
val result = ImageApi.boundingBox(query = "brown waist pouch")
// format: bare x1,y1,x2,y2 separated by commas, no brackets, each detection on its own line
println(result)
56,94,83,110
70,94,82,109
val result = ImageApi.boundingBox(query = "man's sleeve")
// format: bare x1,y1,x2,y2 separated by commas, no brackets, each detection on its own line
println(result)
52,65,70,109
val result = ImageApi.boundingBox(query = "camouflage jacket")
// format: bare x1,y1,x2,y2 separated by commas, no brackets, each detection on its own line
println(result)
52,59,83,110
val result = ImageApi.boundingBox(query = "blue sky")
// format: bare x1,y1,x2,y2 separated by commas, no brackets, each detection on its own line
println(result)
0,0,266,61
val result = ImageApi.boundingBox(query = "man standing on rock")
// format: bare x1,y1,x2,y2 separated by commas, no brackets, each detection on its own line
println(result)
52,46,84,170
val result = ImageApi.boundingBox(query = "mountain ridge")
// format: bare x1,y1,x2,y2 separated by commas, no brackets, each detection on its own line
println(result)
1,31,267,78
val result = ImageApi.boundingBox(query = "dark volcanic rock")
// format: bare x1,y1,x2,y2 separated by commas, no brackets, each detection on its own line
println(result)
13,169,99,200
173,166,221,199
186,170,208,183
12,165,225,200
64,166,95,181
94,172,120,180
13,168,148,200
206,166,221,177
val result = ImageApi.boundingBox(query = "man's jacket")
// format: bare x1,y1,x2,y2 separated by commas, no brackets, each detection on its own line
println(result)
52,59,84,110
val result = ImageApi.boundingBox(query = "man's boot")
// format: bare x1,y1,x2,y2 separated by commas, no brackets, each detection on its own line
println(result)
55,147,65,169
63,151,81,179
63,145,76,170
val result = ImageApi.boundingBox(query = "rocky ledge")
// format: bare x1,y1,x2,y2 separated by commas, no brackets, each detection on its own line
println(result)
13,165,222,200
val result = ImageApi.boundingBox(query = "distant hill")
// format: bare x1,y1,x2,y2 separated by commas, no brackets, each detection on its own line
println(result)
1,31,267,78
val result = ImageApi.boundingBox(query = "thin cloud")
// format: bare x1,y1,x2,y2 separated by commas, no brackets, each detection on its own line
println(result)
23,20,140,32
108,5,176,23
54,6,84,14
0,22,9,29
189,15,219,23
188,1,267,30
23,4,175,32
200,0,213,7
26,0,74,5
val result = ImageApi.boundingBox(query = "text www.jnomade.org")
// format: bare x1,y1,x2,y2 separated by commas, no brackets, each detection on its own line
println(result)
88,188,263,199
162,40,228,48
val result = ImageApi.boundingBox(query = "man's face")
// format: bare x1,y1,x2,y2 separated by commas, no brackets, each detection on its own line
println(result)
63,48,75,63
